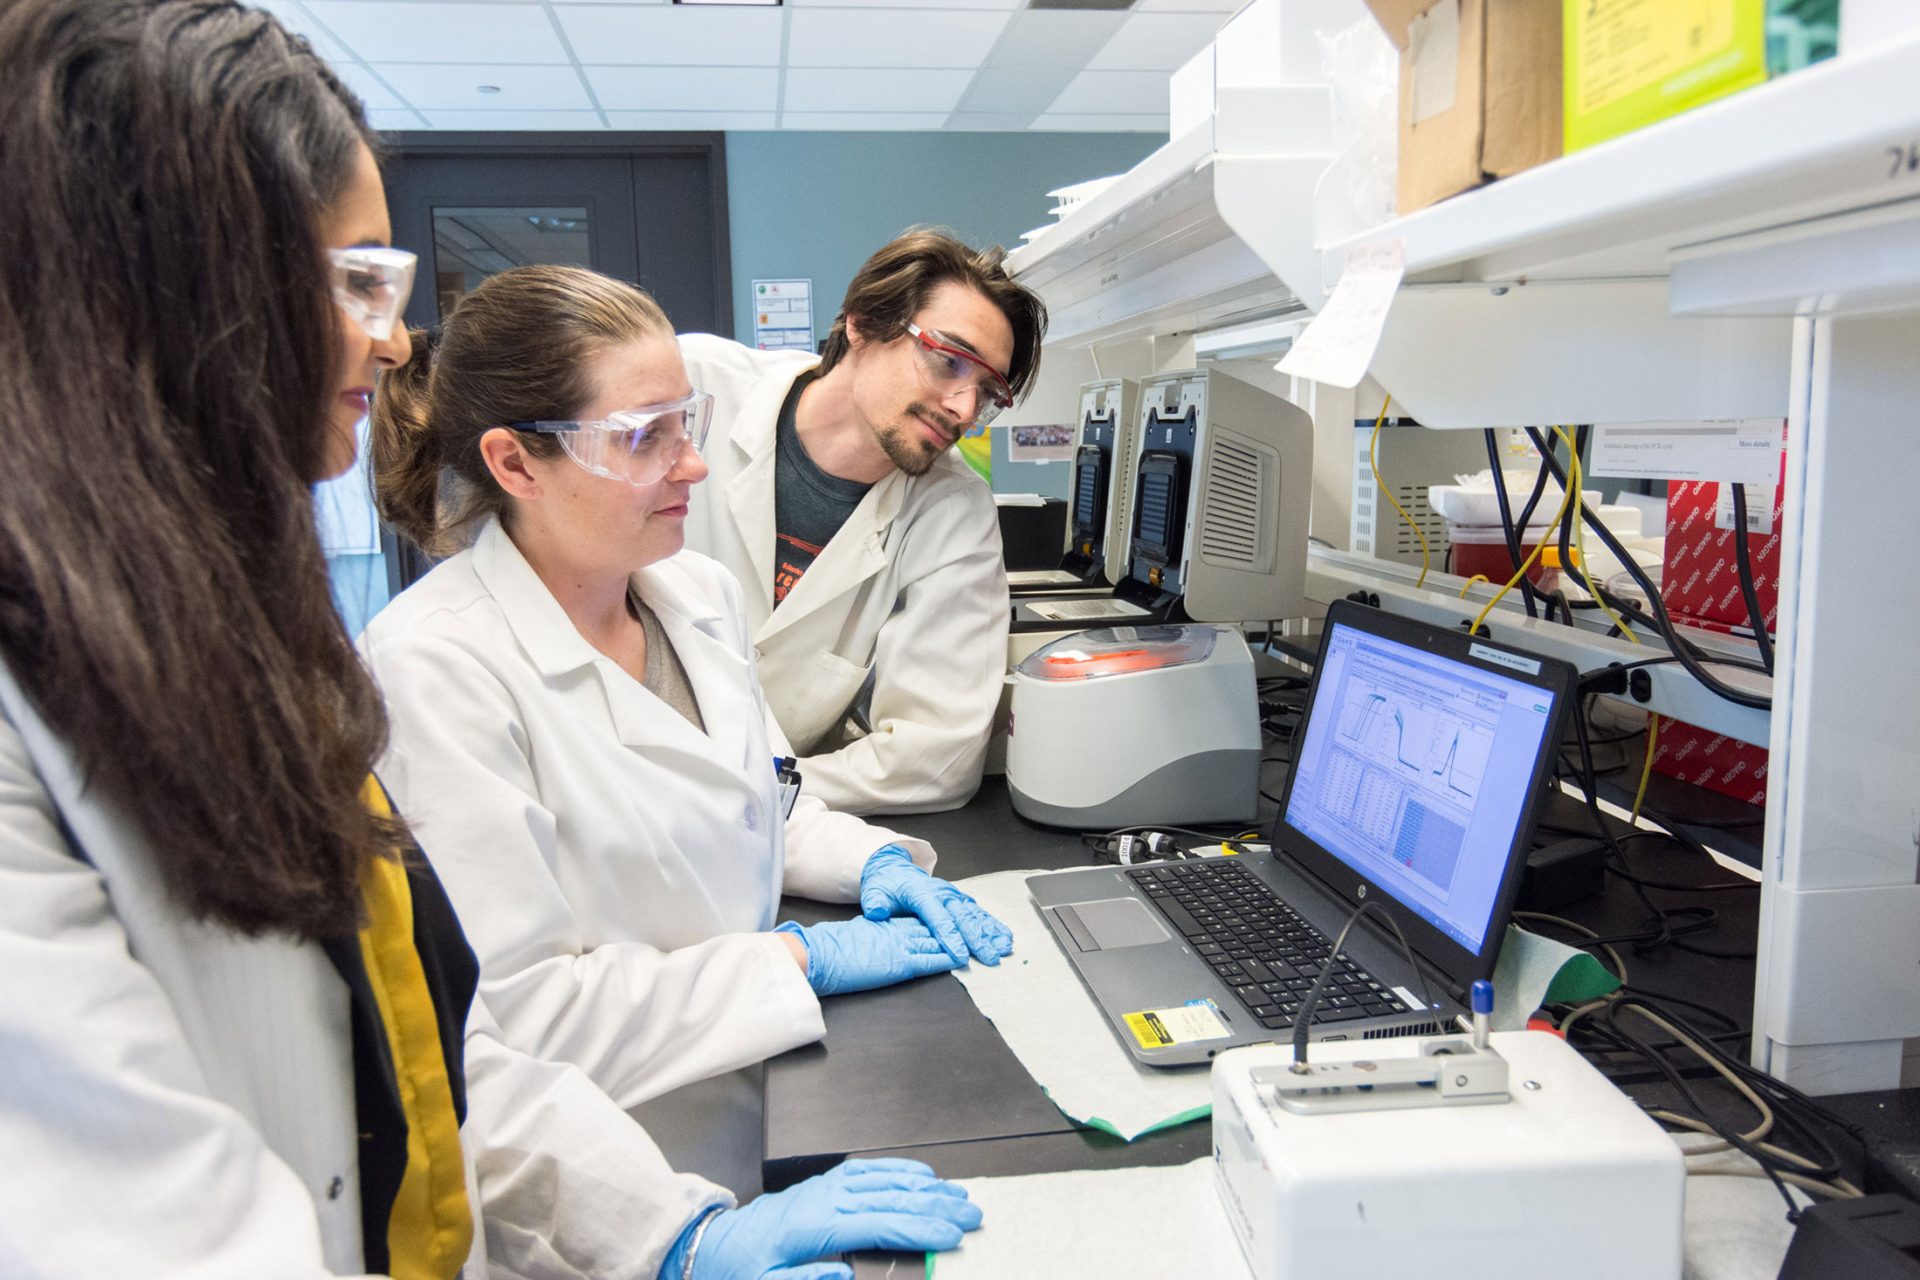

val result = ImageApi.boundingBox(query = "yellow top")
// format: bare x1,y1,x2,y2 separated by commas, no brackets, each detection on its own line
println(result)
358,777,475,1280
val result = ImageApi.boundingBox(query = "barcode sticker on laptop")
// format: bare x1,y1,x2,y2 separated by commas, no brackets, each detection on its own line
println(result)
1123,1001,1231,1049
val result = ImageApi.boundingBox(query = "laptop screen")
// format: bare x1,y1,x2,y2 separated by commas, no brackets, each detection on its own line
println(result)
1283,618,1559,954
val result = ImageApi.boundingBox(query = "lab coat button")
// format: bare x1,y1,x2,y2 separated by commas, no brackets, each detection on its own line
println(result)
327,1176,344,1201
744,803,758,833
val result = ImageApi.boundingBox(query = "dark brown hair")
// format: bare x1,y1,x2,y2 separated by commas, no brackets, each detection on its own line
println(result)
817,227,1049,400
370,265,674,556
0,0,391,938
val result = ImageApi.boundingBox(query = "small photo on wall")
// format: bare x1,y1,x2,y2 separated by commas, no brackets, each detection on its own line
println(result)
1006,422,1075,463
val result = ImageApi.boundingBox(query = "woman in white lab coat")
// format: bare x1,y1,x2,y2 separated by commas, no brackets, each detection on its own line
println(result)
0,4,984,1276
362,264,1015,1197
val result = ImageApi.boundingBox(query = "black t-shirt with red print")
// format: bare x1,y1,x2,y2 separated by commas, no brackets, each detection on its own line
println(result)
772,372,871,607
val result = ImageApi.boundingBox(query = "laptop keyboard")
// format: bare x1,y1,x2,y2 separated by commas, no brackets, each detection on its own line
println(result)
1125,860,1410,1031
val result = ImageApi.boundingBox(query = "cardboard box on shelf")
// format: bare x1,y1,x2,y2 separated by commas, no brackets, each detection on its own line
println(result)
1363,0,1563,213
1564,0,1768,153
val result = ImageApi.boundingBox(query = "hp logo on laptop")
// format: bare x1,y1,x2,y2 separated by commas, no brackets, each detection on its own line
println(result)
1357,884,1367,898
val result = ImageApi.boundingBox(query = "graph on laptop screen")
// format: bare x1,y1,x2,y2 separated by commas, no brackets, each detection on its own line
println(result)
1285,622,1557,953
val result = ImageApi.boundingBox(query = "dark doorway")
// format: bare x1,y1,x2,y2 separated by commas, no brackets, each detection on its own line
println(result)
384,131,731,335
376,132,733,590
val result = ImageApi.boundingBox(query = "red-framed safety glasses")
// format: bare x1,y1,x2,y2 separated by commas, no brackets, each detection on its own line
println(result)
904,322,1014,427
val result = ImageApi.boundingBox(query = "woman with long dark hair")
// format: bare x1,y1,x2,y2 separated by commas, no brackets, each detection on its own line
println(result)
0,2,981,1275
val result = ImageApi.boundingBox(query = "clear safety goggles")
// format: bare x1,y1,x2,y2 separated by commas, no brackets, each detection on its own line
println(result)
514,391,715,487
328,246,418,341
905,322,1014,428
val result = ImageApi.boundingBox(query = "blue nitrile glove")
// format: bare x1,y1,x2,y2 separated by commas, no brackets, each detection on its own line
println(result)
775,916,962,997
860,845,1015,966
660,1158,982,1280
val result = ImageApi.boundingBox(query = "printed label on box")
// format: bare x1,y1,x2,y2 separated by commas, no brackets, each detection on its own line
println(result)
1574,0,1737,117
1715,483,1775,534
1588,419,1781,486
1408,0,1460,125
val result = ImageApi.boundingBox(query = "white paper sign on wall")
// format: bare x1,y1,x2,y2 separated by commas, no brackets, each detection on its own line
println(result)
753,278,814,352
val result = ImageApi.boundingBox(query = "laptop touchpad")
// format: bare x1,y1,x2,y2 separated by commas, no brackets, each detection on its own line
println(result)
1053,898,1170,952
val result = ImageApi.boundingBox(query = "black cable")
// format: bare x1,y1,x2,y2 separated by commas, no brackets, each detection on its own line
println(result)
1609,996,1855,1187
1289,899,1439,1068
1524,428,1771,711
1603,864,1758,893
1670,938,1758,960
1602,652,1773,678
1556,428,1584,622
1513,445,1553,543
1483,429,1539,617
1569,698,1674,951
1730,483,1776,674
1615,984,1745,1033
1590,1000,1804,1218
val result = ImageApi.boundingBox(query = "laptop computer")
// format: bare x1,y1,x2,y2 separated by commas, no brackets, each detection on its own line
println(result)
1027,599,1576,1066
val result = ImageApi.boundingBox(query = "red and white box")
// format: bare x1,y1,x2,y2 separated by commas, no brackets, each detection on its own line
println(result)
1648,721,1768,808
1650,444,1785,809
1661,477,1783,636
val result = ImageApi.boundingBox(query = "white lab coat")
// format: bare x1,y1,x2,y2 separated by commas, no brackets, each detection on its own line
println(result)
0,662,724,1280
678,333,1012,815
362,518,934,1196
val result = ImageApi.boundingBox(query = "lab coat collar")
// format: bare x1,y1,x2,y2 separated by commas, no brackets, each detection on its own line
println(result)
469,518,605,680
722,359,814,616
720,365,911,644
470,520,762,776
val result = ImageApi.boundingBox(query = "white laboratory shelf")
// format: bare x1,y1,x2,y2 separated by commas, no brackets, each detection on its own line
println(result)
1008,90,1334,352
1315,30,1920,428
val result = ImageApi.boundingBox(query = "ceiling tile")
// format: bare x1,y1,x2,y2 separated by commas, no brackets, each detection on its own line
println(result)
953,68,1065,115
1085,13,1225,71
587,65,777,111
787,9,1012,68
331,62,409,110
1045,69,1168,115
1029,111,1169,132
781,112,953,130
248,0,355,63
979,10,1126,70
1133,0,1237,9
557,0,671,5
305,2,569,63
605,109,779,129
370,63,594,110
423,109,608,128
367,107,430,131
783,67,974,113
561,7,783,66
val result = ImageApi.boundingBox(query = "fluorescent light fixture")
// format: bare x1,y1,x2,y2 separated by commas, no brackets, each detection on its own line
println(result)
673,0,781,6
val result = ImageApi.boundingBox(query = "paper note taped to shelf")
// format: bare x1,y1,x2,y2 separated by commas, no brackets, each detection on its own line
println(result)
1277,240,1404,389
1588,419,1782,487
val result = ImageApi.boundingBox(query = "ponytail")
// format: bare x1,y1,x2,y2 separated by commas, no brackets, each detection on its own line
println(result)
369,326,444,553
366,265,675,560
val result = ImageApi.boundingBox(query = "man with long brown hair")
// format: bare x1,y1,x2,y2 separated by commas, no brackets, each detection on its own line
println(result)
681,229,1048,815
